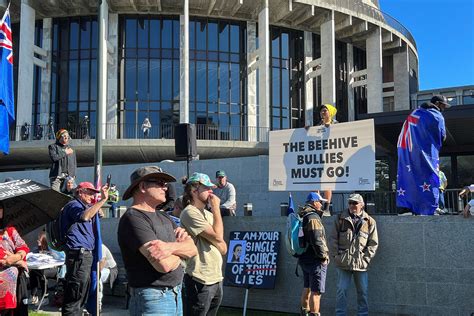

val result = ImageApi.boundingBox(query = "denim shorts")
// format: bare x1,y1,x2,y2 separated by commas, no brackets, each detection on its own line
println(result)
299,260,327,294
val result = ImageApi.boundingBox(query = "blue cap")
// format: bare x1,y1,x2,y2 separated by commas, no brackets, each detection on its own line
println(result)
187,172,216,188
306,192,328,203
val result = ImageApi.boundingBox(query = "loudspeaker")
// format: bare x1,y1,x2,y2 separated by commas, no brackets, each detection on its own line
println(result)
174,123,197,158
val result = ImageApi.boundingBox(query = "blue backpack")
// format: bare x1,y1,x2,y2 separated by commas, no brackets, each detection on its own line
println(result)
285,211,315,257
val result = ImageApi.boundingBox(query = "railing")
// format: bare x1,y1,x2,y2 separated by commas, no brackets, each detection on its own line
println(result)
333,189,465,215
9,123,270,142
324,0,417,50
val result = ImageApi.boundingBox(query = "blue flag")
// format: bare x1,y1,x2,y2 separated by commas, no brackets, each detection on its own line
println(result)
86,213,102,315
396,105,446,215
0,7,15,155
287,193,295,216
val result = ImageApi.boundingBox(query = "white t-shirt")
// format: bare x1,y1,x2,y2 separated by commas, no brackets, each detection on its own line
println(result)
101,244,117,269
468,199,474,216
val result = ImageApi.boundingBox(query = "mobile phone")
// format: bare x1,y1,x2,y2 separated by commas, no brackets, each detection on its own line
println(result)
106,174,112,187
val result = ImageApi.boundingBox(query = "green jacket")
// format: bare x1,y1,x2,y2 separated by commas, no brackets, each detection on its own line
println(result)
329,209,378,271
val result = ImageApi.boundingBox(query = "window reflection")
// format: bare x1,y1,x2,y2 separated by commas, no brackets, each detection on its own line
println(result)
51,16,97,139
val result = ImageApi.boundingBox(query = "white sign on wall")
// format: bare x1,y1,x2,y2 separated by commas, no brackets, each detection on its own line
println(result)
268,119,375,191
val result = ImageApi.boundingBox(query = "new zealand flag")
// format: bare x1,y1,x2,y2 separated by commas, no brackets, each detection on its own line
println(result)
0,7,14,155
396,105,446,215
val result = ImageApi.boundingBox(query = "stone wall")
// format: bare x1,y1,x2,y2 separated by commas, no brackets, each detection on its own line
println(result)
219,216,474,315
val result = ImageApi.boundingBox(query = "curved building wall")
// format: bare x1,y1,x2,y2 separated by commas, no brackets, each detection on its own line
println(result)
7,0,420,158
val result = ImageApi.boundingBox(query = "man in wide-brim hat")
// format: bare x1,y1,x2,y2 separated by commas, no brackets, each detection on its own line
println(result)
117,166,197,316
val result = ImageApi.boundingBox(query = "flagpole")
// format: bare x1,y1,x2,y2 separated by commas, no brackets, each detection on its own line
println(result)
93,1,106,315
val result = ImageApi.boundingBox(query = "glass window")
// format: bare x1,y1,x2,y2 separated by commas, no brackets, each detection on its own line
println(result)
457,155,474,187
150,19,160,48
208,22,218,51
219,23,229,52
230,25,239,53
196,20,207,51
137,18,148,49
162,20,172,49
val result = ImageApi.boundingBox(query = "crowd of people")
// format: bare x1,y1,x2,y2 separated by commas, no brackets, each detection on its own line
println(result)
0,98,471,316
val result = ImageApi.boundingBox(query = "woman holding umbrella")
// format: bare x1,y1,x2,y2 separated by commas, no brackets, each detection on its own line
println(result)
0,202,30,315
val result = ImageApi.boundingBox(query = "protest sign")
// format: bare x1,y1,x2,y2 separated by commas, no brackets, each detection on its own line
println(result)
224,231,280,289
268,119,375,191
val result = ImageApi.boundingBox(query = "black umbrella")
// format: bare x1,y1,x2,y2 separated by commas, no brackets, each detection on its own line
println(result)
0,179,72,235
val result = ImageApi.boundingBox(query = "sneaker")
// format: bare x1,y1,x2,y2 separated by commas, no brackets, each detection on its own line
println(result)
398,210,413,216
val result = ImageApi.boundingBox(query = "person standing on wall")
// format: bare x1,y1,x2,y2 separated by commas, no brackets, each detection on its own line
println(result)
316,104,338,216
48,129,77,192
396,95,449,216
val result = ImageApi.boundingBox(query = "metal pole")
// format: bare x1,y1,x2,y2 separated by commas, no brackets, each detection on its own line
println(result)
243,288,249,316
94,0,106,186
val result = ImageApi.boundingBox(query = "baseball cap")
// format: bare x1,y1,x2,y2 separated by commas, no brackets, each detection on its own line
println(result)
187,172,216,188
122,166,176,200
348,193,364,204
306,192,328,203
216,170,226,178
76,182,100,192
430,95,450,108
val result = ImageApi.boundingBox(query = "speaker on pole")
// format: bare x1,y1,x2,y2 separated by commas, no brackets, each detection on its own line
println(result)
174,123,197,158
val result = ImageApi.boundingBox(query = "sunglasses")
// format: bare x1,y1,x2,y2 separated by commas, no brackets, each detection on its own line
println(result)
146,180,167,188
348,201,359,206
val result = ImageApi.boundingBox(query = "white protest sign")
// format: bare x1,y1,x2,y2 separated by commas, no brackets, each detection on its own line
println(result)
268,119,375,191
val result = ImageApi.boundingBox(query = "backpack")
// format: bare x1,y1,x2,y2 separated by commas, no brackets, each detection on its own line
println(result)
285,211,315,257
46,203,75,252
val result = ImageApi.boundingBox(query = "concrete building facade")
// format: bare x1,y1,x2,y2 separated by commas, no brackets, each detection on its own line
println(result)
2,0,473,189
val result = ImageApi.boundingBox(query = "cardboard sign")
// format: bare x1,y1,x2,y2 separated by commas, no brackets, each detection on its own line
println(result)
224,231,280,289
268,120,375,191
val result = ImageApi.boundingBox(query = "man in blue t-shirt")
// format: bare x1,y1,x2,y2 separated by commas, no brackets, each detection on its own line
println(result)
61,181,109,316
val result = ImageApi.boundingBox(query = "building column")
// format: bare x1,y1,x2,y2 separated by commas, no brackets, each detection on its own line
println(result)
366,26,383,113
40,18,52,127
97,0,108,140
16,1,35,137
106,13,119,139
320,11,335,105
258,1,270,141
304,31,314,127
247,21,257,142
346,43,355,121
393,49,410,111
179,0,189,124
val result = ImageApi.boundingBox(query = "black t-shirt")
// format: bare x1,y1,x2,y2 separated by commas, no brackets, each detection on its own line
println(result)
117,208,184,288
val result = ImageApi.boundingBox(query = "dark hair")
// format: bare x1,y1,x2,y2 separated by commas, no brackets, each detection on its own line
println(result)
182,182,199,208
233,243,242,253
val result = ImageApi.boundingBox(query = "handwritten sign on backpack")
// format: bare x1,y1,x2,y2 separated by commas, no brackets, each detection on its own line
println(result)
224,231,280,289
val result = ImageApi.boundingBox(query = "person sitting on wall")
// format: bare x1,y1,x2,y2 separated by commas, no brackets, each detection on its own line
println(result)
213,170,237,216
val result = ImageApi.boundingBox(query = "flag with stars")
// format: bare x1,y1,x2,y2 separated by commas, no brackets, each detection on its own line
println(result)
0,6,15,155
396,105,446,215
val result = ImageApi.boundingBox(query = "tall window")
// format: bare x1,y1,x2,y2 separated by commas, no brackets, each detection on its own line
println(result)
119,16,180,138
353,46,367,118
270,27,304,130
32,23,43,126
335,41,348,122
51,17,98,139
189,18,246,140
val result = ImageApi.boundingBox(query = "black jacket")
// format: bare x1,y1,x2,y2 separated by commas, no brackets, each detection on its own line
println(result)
48,141,77,178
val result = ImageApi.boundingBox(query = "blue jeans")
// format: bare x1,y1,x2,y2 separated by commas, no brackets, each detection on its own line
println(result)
336,269,368,316
129,285,182,316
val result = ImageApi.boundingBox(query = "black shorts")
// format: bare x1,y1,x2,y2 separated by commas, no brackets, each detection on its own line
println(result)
299,260,327,294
